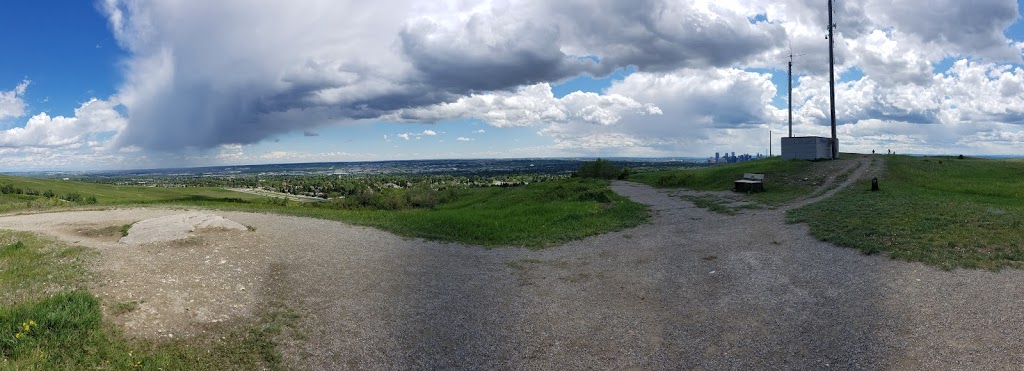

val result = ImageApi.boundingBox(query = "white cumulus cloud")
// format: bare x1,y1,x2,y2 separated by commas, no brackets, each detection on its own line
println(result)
387,83,661,127
0,80,30,121
0,98,126,149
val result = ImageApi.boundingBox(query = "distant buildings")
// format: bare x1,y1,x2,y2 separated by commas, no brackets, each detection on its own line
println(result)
707,151,765,164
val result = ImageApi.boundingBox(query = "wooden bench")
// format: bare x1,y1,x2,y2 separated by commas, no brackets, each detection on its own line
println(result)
734,173,765,193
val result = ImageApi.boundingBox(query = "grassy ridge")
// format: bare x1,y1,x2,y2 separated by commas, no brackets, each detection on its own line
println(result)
344,180,648,247
172,179,648,248
0,174,265,213
789,155,1024,270
0,232,295,369
629,156,858,205
0,175,648,248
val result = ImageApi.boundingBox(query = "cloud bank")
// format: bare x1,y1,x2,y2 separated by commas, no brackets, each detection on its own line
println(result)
2,0,1022,169
91,0,1022,156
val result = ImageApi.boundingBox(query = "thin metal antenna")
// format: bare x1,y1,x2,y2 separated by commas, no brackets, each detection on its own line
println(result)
787,40,804,139
827,0,838,159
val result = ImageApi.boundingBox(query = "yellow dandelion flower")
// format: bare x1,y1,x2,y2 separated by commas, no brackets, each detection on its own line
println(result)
15,333,22,339
28,320,35,327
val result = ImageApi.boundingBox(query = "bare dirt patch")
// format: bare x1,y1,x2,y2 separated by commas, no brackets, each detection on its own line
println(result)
0,209,266,340
70,223,130,242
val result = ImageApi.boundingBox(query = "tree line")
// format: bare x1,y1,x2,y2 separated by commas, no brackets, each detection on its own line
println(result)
0,184,98,204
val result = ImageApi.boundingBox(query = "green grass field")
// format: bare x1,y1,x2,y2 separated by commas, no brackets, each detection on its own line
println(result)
0,231,295,369
789,155,1024,270
629,155,859,206
0,174,648,248
171,179,648,248
0,174,266,214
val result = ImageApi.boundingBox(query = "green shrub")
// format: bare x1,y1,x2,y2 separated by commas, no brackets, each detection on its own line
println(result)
576,158,623,179
617,167,631,180
0,184,22,195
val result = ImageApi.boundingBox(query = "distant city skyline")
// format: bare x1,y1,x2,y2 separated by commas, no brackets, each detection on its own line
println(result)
2,1,1024,171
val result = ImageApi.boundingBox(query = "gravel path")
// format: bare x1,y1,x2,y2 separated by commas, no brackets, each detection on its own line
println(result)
2,157,1023,369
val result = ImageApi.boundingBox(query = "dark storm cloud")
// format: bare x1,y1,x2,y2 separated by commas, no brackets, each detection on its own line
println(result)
98,0,1023,154
101,0,793,152
399,17,599,93
547,0,788,72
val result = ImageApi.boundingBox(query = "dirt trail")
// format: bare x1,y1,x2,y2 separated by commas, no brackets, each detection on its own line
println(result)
1,156,1022,369
788,154,881,210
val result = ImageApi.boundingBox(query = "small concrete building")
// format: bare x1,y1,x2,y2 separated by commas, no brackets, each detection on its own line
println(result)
781,136,835,160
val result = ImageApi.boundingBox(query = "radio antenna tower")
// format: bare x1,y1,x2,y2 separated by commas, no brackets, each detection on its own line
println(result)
787,40,804,138
826,0,838,159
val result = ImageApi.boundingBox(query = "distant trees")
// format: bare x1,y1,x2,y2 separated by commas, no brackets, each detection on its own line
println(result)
0,184,98,205
574,158,631,180
328,185,459,210
0,184,22,194
61,193,97,204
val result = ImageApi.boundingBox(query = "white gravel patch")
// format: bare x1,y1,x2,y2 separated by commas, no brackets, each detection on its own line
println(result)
119,211,248,244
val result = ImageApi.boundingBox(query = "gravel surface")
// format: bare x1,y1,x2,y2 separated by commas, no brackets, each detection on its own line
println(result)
119,211,248,244
2,156,1023,369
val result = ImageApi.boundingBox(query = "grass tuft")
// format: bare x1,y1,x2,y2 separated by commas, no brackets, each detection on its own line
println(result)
119,224,133,237
678,195,740,215
110,301,139,316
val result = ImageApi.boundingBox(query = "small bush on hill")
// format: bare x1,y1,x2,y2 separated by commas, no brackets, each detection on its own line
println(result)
575,158,626,180
0,184,23,194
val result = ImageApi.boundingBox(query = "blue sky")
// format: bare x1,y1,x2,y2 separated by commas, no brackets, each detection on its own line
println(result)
1,0,1023,170
0,1,121,119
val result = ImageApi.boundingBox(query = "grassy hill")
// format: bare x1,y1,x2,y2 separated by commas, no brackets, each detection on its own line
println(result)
789,155,1024,270
0,174,647,248
0,174,266,213
628,155,861,206
630,154,1024,270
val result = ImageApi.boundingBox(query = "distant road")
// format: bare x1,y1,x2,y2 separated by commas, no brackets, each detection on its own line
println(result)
225,187,328,203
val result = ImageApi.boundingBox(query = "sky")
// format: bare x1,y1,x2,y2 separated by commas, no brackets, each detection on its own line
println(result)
1,0,1023,171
